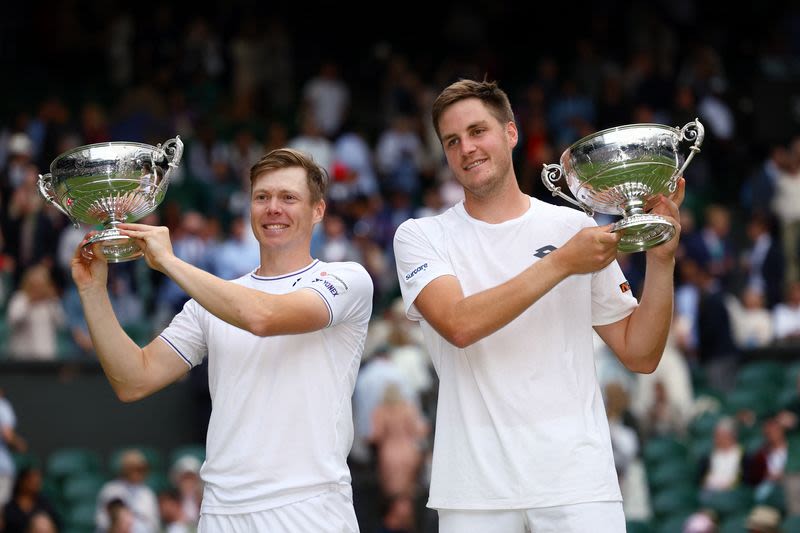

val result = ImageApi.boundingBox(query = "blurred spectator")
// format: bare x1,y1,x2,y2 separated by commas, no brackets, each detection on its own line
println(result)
739,212,785,310
699,417,746,493
6,265,65,360
157,488,192,533
683,510,718,533
2,466,60,533
771,141,800,286
369,383,429,498
772,281,800,344
210,216,260,281
726,288,774,350
319,214,359,264
376,493,415,533
0,390,26,508
631,318,694,437
681,204,737,286
168,455,202,526
351,347,416,466
96,449,159,533
375,115,425,198
605,382,640,482
332,125,379,200
301,61,350,139
24,511,58,533
746,417,788,501
288,112,334,172
740,141,792,218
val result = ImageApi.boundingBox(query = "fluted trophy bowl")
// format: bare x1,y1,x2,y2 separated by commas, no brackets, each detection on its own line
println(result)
542,120,704,253
38,136,184,262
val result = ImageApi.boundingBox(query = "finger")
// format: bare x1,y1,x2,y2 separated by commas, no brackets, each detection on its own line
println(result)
670,177,686,207
116,223,153,230
92,243,108,264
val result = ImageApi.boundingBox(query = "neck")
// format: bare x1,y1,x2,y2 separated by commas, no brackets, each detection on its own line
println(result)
256,245,314,277
463,178,529,223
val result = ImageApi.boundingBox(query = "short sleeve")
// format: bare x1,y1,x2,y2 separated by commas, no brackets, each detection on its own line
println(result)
159,300,208,368
298,262,373,327
591,260,639,326
393,219,456,321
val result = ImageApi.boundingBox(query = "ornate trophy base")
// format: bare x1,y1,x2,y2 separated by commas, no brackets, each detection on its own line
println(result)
81,228,143,263
612,214,675,254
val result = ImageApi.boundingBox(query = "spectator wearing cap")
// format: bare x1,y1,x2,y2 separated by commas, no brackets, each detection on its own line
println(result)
169,455,202,526
95,449,159,533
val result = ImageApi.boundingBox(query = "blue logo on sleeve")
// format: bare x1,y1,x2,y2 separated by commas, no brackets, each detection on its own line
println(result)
404,263,429,281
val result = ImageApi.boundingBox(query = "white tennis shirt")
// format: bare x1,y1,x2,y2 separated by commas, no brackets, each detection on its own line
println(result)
160,259,373,514
393,197,638,510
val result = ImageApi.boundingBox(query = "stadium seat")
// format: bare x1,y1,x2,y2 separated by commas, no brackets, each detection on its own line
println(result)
642,436,688,466
718,512,748,533
782,514,800,532
626,519,652,533
64,500,97,533
647,458,697,493
699,487,754,520
650,485,697,519
46,448,103,481
735,360,785,390
62,473,106,505
653,512,693,533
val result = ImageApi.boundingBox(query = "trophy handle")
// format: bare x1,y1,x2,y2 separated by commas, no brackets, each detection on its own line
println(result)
161,135,184,167
541,164,594,217
37,173,79,228
669,118,705,193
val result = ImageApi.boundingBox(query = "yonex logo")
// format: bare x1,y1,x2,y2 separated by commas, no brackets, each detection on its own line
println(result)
534,245,557,258
405,263,429,281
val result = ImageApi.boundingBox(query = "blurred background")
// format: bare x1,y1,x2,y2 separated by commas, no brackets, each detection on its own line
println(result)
2,1,800,532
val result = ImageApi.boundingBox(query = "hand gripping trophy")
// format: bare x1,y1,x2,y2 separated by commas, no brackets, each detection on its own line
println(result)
37,137,184,262
542,120,704,253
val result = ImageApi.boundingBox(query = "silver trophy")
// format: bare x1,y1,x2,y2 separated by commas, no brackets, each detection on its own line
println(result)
38,137,184,262
542,120,704,253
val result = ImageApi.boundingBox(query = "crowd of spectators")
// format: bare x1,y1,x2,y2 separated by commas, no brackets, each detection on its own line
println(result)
2,2,800,531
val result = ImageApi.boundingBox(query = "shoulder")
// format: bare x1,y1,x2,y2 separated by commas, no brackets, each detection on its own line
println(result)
312,261,374,294
396,207,459,241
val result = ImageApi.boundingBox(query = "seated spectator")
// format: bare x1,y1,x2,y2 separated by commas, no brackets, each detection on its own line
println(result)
6,265,65,360
727,287,774,349
168,455,202,526
157,489,192,533
95,450,159,533
746,417,788,502
744,504,782,533
699,417,746,493
772,281,800,344
1,466,60,533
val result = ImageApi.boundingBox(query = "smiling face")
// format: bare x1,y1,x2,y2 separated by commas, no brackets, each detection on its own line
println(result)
250,166,325,253
438,97,518,200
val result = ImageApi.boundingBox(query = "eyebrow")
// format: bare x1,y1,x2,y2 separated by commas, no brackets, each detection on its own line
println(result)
252,187,304,197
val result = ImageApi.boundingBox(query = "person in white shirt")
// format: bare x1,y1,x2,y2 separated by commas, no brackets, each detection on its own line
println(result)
392,79,683,532
72,148,373,533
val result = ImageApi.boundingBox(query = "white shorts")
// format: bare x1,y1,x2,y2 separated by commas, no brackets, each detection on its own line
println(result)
198,491,360,533
438,501,625,533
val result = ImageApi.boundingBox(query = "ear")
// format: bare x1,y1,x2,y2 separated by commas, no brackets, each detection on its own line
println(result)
312,199,326,225
506,121,519,149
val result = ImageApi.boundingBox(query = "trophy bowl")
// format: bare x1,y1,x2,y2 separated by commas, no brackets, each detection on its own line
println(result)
542,120,704,253
38,136,184,262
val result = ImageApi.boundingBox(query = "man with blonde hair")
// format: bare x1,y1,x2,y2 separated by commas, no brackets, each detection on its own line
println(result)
73,148,373,532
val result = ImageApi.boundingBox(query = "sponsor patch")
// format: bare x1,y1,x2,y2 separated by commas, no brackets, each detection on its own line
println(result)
533,245,557,258
620,281,631,293
404,263,429,281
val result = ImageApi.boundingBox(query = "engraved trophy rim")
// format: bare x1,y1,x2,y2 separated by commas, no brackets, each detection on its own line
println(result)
50,140,168,170
563,122,680,154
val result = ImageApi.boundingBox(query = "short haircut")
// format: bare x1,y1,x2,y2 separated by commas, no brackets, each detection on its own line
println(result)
431,78,514,141
249,148,328,204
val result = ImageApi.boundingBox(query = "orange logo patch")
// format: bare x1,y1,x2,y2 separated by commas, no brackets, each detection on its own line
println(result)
620,281,631,293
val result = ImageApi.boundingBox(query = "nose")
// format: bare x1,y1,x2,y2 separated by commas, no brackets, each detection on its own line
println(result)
266,197,282,214
459,137,477,156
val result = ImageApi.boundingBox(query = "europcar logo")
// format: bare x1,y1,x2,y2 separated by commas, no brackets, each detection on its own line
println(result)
405,263,428,281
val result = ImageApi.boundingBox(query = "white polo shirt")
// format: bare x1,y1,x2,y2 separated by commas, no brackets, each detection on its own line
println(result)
160,259,373,514
393,197,638,510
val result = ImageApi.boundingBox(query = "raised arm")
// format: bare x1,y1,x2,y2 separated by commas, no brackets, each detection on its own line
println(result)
411,224,622,348
594,178,685,373
118,224,330,336
72,240,190,402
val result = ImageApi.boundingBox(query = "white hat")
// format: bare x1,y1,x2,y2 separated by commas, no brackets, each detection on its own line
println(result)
170,455,201,483
7,133,33,156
